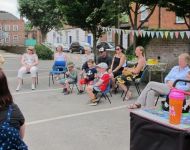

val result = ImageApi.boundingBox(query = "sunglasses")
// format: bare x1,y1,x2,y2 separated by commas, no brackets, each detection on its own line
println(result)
115,48,120,50
28,49,34,51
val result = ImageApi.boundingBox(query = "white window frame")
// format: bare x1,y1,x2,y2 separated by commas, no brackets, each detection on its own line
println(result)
140,5,148,21
13,25,19,31
13,35,19,43
5,35,10,43
4,25,10,31
176,16,185,24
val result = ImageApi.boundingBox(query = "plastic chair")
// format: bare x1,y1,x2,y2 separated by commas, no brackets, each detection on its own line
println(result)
22,71,38,88
96,79,112,104
121,66,148,101
49,61,67,86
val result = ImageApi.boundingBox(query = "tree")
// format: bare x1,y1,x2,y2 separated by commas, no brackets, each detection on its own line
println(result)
56,0,116,57
161,0,190,29
18,0,65,42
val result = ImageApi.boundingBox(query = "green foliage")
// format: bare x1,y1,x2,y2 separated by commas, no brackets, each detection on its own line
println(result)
35,44,53,60
18,0,65,41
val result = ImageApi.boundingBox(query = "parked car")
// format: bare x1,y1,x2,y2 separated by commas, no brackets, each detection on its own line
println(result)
69,42,91,54
96,42,115,51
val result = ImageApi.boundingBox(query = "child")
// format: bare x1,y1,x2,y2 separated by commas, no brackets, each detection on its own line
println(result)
86,62,110,106
59,62,77,95
78,59,97,94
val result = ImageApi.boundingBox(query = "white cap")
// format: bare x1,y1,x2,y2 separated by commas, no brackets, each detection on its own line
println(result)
99,47,105,52
96,62,108,69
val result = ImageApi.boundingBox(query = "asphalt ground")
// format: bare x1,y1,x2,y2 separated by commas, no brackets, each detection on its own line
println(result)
1,51,147,150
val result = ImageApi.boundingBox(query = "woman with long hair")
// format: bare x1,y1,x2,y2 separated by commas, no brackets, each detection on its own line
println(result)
0,69,27,149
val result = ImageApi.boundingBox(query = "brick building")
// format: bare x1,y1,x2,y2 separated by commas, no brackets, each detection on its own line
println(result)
133,6,190,68
0,11,25,46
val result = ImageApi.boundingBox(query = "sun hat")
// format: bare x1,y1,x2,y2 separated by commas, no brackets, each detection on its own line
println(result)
27,46,34,51
67,62,74,68
96,62,108,69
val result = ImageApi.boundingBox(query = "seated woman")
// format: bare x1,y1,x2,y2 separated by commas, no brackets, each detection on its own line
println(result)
78,59,97,94
59,62,77,95
108,45,126,90
52,45,68,79
86,63,110,106
16,46,39,91
116,46,146,100
128,53,190,109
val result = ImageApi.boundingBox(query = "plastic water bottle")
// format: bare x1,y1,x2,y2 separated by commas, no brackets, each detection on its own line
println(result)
169,89,185,125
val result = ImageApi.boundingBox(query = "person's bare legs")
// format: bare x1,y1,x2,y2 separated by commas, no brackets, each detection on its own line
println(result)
86,85,96,100
16,66,27,91
118,82,132,100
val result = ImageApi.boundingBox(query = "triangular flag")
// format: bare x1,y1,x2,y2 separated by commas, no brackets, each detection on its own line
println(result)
151,31,155,38
135,30,139,37
175,32,179,39
170,32,174,39
180,32,185,39
147,31,151,37
159,31,164,38
138,30,142,37
156,32,159,38
142,31,146,37
164,31,169,39
186,31,190,39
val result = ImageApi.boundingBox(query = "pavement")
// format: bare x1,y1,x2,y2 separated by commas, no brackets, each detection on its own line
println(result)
0,50,147,150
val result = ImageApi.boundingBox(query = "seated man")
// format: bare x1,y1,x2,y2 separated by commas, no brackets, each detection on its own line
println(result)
59,62,77,95
128,53,190,109
86,62,110,106
97,47,112,68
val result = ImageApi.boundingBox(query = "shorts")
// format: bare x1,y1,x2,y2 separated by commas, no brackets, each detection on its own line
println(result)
92,86,101,94
59,78,75,84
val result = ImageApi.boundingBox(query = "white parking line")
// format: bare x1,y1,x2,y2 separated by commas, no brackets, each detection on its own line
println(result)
12,88,62,95
26,105,127,126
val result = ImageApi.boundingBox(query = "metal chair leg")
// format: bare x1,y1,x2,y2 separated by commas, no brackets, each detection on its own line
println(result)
155,95,160,106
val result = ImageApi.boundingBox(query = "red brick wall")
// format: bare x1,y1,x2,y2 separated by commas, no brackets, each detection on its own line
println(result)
131,4,188,30
0,18,25,46
145,37,190,69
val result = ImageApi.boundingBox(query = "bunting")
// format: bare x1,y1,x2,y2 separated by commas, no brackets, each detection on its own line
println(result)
99,26,190,39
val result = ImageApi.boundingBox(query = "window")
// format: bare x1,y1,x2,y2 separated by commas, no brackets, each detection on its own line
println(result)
13,25,19,31
176,16,185,24
13,35,19,43
4,25,10,31
140,5,148,21
5,36,10,43
0,25,2,31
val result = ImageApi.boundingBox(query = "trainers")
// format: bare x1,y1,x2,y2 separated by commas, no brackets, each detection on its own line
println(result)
78,90,84,94
31,84,35,90
16,84,21,91
64,91,70,95
89,102,98,106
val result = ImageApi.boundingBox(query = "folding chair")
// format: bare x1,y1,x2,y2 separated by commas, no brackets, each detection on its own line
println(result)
155,79,190,107
121,66,148,101
49,61,67,86
96,79,112,104
69,76,80,93
22,71,38,88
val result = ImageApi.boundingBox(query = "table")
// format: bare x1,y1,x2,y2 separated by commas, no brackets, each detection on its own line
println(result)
147,63,168,82
130,109,190,150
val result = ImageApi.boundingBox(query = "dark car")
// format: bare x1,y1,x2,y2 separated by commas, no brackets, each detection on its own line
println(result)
96,42,115,51
69,42,91,54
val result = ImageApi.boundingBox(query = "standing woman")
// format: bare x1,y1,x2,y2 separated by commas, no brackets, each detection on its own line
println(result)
109,45,126,89
16,46,39,91
0,69,28,149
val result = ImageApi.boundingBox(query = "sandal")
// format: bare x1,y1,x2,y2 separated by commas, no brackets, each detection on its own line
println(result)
125,91,132,101
127,103,141,109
